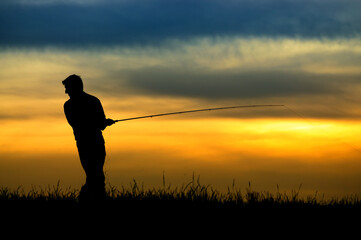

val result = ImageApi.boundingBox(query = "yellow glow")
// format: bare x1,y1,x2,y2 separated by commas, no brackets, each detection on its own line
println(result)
0,118,357,157
102,117,361,161
1,102,361,196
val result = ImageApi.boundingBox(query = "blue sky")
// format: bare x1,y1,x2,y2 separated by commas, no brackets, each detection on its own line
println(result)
1,0,361,47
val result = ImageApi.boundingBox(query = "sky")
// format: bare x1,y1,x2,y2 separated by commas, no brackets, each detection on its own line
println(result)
1,0,361,198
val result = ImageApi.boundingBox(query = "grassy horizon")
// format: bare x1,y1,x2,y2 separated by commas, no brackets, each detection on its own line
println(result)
1,176,360,209
3,178,360,234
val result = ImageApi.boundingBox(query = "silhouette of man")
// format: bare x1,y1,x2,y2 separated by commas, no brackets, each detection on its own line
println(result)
62,74,115,201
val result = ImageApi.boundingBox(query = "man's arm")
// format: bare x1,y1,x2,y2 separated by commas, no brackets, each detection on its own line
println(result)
94,98,115,130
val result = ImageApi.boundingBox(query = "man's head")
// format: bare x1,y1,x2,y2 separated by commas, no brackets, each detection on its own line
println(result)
62,74,84,98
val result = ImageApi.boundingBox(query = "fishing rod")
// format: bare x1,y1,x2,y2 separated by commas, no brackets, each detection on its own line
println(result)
112,104,361,155
114,104,284,123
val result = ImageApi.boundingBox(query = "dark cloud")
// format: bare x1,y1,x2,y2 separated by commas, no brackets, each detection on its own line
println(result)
1,0,361,47
118,68,347,100
98,67,361,119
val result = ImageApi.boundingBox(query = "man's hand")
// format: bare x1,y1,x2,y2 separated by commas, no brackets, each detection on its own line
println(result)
105,118,116,127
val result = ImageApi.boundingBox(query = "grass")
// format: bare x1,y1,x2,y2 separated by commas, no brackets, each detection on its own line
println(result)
2,177,359,234
2,177,361,233
1,176,360,210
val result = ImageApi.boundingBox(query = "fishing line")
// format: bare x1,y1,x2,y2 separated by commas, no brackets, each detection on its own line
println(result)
108,104,284,169
110,103,361,154
114,104,285,122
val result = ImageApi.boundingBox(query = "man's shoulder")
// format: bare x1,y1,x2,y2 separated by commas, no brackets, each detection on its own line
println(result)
63,92,101,109
84,92,101,104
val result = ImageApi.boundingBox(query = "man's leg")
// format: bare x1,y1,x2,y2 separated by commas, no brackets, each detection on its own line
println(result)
77,141,106,201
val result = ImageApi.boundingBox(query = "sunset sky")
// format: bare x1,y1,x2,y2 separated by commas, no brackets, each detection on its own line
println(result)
1,0,361,198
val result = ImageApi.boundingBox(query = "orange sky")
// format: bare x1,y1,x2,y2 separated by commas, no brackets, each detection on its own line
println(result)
1,107,361,198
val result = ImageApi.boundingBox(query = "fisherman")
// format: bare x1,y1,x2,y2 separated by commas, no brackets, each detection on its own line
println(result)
62,74,115,201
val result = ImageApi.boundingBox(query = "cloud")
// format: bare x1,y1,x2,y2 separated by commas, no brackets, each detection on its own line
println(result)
119,68,344,100
98,63,361,119
1,37,361,120
1,0,361,47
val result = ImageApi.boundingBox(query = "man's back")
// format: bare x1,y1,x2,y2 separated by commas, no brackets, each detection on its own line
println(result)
64,92,106,143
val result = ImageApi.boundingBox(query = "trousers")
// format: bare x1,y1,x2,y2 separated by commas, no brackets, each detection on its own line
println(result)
76,140,106,200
